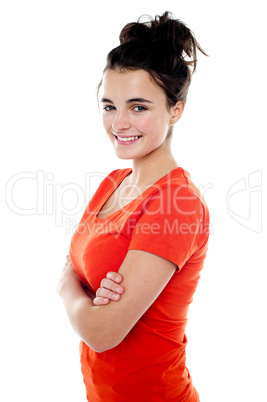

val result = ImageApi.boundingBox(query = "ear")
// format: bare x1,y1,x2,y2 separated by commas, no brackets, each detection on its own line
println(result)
169,101,185,124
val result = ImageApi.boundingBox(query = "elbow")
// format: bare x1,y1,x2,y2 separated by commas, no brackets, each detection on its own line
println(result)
84,334,122,353
81,320,124,353
90,345,113,354
75,304,126,352
90,342,113,353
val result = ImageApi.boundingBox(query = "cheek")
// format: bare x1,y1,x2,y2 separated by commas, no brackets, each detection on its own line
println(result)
102,115,112,132
140,115,169,138
136,115,156,133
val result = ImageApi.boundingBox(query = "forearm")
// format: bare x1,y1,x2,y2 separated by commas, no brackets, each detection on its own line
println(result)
59,278,120,352
58,258,127,352
59,279,98,349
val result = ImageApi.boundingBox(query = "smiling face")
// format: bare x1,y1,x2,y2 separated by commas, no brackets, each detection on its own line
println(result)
99,69,184,160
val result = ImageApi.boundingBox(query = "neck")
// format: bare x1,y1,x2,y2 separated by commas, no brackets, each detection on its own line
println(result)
129,143,179,187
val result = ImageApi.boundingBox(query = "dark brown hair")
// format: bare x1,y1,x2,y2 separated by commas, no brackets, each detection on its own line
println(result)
100,11,207,108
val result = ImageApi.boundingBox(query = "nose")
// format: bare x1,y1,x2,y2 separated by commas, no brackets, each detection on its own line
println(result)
112,111,131,132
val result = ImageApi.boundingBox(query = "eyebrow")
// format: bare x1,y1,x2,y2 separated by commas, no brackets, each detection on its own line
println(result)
101,97,154,104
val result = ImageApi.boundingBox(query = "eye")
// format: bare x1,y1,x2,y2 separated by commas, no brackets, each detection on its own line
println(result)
103,105,116,112
133,105,147,112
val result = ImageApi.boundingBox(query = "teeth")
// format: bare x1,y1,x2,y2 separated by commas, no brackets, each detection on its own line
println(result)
117,135,140,142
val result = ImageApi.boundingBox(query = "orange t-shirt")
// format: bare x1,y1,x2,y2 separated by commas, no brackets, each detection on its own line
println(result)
69,167,209,402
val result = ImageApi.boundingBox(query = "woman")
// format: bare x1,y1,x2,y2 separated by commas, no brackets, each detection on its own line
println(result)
57,11,209,401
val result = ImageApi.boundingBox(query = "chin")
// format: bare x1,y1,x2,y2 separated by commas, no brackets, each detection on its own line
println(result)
115,152,135,160
114,148,147,160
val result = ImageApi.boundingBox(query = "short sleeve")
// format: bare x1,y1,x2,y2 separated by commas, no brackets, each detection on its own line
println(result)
128,185,207,270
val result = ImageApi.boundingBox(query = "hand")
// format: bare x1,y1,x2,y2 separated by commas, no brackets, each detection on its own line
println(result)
93,272,125,306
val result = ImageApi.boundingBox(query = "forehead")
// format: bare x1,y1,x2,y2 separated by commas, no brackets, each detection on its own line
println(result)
101,69,166,101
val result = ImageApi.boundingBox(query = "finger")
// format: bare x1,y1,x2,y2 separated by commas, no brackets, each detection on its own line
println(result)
106,271,123,283
93,297,110,306
100,278,124,294
96,287,121,301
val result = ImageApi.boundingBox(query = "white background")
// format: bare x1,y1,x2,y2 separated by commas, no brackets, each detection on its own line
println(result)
1,1,266,401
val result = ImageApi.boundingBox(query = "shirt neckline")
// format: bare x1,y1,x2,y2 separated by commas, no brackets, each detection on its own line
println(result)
95,167,183,222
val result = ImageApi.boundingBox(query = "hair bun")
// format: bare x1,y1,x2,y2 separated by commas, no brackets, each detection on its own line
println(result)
119,11,206,72
119,21,151,44
103,11,207,105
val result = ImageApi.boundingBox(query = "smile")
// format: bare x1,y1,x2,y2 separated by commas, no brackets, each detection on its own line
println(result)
113,134,142,144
